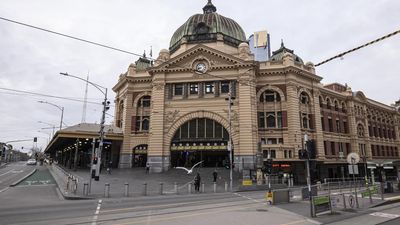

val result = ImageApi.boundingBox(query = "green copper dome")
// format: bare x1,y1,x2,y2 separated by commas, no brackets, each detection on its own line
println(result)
169,0,246,53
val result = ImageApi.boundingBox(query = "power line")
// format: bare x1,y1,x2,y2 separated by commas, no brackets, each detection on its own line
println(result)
0,87,114,107
0,16,149,59
315,29,400,67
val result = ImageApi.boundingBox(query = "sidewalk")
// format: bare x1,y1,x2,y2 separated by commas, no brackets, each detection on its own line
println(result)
49,164,243,199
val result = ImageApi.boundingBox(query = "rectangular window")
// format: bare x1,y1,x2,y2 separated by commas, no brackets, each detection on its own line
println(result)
174,84,183,96
277,112,282,128
220,81,230,93
261,138,266,144
267,112,276,128
336,119,340,133
258,112,265,128
270,150,276,159
284,150,288,158
189,83,198,95
331,142,336,155
205,82,214,94
324,141,327,155
321,117,325,131
288,150,292,158
328,118,333,132
278,138,284,144
267,138,277,144
142,96,151,107
343,121,348,133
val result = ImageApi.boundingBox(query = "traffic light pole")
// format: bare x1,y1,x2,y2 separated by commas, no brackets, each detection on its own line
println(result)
304,134,314,217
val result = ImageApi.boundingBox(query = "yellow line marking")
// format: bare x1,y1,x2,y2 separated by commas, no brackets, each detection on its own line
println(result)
113,202,265,225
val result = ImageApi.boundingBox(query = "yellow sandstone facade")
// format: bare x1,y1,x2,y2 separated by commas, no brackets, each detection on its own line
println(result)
112,1,400,182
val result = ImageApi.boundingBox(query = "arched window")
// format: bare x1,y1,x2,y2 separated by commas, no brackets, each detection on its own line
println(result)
357,124,365,137
137,96,151,107
300,92,309,105
266,113,276,128
341,102,346,113
326,99,331,110
334,100,339,111
260,90,281,102
142,118,149,131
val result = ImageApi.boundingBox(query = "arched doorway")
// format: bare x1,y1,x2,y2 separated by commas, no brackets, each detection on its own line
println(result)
170,118,231,168
132,144,147,167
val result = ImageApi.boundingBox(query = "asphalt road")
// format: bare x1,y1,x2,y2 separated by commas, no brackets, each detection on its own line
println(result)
0,161,36,192
0,162,399,225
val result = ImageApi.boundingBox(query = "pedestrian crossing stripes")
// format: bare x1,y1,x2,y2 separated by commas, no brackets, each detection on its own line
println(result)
369,212,400,219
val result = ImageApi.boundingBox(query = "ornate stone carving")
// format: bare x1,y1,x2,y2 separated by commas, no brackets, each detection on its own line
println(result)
238,42,251,60
165,110,180,123
155,49,170,66
152,82,164,91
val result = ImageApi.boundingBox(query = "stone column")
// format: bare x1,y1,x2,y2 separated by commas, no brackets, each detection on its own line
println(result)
286,82,302,156
119,92,134,168
147,75,169,172
347,101,359,154
312,89,325,159
236,69,258,171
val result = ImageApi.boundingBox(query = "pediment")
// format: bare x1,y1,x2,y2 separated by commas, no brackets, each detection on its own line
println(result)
150,45,253,74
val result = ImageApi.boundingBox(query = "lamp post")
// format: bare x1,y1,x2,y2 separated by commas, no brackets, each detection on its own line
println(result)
38,121,56,137
38,101,64,130
225,82,235,192
304,133,313,217
60,72,109,181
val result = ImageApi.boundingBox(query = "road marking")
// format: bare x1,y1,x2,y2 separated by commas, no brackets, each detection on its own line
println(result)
101,197,239,213
0,187,9,193
370,212,400,219
234,192,268,205
0,170,15,177
113,202,265,225
92,199,102,225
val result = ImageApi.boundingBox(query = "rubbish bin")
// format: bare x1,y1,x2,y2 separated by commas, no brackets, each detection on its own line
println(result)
385,182,394,193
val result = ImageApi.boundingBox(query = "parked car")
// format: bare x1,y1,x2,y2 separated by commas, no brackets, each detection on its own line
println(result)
27,159,37,165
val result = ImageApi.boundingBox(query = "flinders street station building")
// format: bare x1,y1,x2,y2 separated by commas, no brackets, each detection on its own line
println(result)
108,1,400,182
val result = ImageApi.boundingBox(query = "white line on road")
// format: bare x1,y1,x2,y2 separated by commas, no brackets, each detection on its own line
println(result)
0,187,9,193
370,212,400,219
0,170,15,177
92,199,102,225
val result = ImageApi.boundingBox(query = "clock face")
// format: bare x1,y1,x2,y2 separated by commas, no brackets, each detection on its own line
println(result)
196,63,206,73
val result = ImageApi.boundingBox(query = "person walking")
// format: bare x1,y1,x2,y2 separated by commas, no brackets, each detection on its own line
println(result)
194,173,201,192
146,162,150,174
212,169,218,183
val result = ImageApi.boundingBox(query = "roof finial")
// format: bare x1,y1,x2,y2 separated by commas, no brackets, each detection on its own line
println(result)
281,39,284,48
203,0,217,14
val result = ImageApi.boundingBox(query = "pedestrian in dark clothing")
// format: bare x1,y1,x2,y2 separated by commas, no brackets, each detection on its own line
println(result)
146,162,150,174
212,170,218,183
194,173,201,192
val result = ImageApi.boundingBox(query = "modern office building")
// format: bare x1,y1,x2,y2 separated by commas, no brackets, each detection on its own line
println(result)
248,30,271,61
108,0,400,183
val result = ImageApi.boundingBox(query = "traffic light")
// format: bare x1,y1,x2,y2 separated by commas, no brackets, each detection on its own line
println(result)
298,149,308,159
263,158,273,174
307,140,316,159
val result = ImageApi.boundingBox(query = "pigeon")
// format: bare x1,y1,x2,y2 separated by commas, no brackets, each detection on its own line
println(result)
175,161,204,174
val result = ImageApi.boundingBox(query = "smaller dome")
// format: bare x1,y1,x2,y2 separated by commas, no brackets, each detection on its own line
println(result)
270,41,303,64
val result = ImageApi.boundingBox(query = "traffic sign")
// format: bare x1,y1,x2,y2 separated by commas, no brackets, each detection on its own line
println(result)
347,153,360,164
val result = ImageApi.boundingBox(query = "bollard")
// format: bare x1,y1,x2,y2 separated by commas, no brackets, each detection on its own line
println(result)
124,183,129,197
143,183,147,196
225,181,228,192
201,183,205,193
342,193,347,209
213,182,217,193
188,182,192,194
83,182,89,196
174,182,178,194
104,183,110,198
159,182,164,195
72,178,77,194
66,176,71,190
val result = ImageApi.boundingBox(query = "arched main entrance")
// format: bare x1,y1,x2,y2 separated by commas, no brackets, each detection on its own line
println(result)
170,118,231,168
132,144,147,167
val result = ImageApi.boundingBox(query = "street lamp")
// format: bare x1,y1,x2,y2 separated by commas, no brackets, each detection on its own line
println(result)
38,101,64,130
60,72,109,181
225,82,235,192
38,121,56,137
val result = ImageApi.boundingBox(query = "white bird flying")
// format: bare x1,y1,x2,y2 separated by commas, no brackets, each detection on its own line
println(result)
175,161,204,174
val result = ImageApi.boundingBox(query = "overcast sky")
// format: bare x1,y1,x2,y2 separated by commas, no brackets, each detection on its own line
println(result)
1,0,399,152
